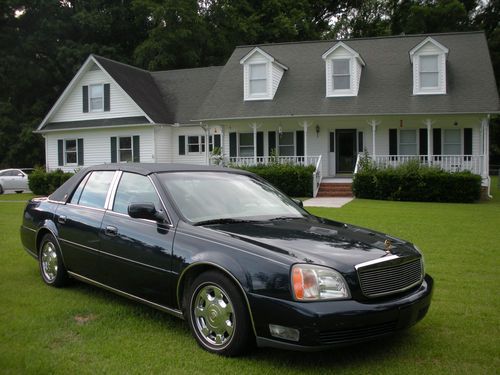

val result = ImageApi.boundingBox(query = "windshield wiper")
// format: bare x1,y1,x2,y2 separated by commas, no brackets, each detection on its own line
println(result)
268,216,305,221
193,218,258,226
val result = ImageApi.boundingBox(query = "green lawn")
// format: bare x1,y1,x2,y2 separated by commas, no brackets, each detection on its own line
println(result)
0,180,499,374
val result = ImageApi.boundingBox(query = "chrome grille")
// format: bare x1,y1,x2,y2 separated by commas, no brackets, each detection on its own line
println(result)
357,258,423,298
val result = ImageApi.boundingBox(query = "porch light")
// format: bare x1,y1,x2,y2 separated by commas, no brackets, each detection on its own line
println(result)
454,121,458,126
315,124,320,137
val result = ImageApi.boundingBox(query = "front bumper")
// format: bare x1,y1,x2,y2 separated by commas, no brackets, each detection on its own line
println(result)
249,274,433,351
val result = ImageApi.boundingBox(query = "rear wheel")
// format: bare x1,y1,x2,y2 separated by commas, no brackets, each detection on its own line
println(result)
0,185,3,194
15,190,22,194
184,270,253,356
39,234,69,287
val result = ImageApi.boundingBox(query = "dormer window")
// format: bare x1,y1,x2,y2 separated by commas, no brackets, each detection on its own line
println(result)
240,47,288,101
410,37,448,95
249,63,267,95
322,42,364,97
332,59,351,90
419,55,439,88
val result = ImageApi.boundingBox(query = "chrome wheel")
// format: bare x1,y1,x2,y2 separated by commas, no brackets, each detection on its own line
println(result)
193,284,235,347
41,241,58,282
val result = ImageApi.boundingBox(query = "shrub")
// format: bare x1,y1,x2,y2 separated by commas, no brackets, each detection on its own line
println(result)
353,162,482,203
28,168,74,196
235,164,316,197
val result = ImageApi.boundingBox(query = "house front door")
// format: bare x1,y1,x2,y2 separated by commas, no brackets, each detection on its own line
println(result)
336,129,357,174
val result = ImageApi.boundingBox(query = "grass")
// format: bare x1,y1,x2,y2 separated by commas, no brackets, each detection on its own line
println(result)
0,180,499,374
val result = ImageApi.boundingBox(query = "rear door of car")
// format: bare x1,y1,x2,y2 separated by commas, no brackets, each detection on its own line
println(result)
98,171,177,307
55,170,116,279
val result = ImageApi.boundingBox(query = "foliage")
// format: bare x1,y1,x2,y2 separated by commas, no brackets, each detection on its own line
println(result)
236,164,316,197
353,160,482,203
28,168,74,196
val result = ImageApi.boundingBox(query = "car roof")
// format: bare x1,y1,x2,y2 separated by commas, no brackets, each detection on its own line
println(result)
82,163,253,176
49,163,255,202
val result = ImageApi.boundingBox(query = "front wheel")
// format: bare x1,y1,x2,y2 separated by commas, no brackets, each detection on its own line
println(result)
0,185,3,194
185,271,253,356
39,234,69,287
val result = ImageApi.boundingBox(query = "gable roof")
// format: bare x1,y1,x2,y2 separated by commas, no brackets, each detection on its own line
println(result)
92,55,172,123
195,31,499,121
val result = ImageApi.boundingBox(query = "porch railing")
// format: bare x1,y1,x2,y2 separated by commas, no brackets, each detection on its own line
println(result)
227,155,321,167
312,155,322,197
371,155,485,176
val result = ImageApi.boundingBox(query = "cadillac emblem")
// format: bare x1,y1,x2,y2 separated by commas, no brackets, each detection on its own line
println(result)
384,239,393,254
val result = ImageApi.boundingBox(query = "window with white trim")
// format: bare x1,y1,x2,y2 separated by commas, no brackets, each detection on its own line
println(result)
332,59,351,90
89,84,104,112
419,55,439,89
278,132,294,156
399,130,417,155
249,63,267,95
201,136,214,152
239,133,254,157
118,136,133,162
443,129,461,155
65,139,78,164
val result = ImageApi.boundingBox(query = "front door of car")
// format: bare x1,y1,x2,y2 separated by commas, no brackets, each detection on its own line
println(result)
55,170,116,279
99,172,176,307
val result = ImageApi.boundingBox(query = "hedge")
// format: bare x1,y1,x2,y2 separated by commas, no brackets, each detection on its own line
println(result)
235,164,316,197
353,160,482,203
28,168,74,196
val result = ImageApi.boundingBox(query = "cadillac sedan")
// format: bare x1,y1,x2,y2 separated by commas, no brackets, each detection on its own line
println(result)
20,164,433,356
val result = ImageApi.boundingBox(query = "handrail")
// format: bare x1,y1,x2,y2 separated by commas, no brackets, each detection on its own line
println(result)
353,153,363,174
313,155,322,198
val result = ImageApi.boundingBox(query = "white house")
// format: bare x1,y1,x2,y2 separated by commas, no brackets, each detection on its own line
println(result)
36,32,499,197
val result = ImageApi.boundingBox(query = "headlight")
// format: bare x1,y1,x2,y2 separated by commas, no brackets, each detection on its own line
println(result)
414,245,426,278
291,264,350,301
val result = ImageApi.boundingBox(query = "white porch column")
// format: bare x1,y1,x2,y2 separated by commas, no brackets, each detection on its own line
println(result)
423,118,434,163
299,121,311,164
202,124,210,165
367,120,380,158
250,123,260,164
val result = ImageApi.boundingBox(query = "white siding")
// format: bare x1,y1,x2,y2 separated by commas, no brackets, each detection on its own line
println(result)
51,68,144,123
45,126,155,172
271,63,284,97
171,126,209,165
154,126,173,163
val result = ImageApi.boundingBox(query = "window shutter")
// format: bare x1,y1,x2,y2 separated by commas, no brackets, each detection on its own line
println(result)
257,132,264,157
58,140,64,166
229,133,237,157
268,131,276,155
178,136,185,155
419,128,428,156
104,83,110,111
464,128,472,155
358,131,364,152
389,129,398,155
77,138,84,166
433,128,441,155
133,136,140,162
82,86,89,113
110,137,117,163
214,134,221,148
329,132,335,152
296,130,304,156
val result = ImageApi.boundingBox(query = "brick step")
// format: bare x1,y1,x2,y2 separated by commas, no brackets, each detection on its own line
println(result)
318,186,352,192
317,191,353,197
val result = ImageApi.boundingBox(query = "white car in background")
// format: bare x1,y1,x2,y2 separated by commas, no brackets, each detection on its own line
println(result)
0,168,33,194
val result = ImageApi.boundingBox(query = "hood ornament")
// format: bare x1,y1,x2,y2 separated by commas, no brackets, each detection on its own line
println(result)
384,239,393,254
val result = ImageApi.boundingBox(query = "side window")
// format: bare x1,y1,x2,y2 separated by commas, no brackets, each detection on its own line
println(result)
72,171,114,209
113,173,161,215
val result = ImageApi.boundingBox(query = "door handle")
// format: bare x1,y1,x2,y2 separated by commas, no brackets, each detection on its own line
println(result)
105,225,118,237
58,215,67,224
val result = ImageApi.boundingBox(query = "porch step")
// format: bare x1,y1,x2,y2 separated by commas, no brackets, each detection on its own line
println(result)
317,182,353,198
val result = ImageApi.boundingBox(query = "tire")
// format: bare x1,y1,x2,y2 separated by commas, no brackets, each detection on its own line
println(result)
184,270,253,356
38,233,69,287
15,190,23,194
0,185,3,194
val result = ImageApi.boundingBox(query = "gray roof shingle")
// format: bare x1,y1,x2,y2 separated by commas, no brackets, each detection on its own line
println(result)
195,31,499,120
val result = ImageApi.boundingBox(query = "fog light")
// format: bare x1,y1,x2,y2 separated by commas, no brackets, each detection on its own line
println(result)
269,324,300,342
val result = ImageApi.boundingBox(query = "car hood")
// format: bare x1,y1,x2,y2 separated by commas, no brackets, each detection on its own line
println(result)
207,216,420,273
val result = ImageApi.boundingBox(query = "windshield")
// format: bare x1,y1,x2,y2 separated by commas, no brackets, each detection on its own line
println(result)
158,172,307,223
